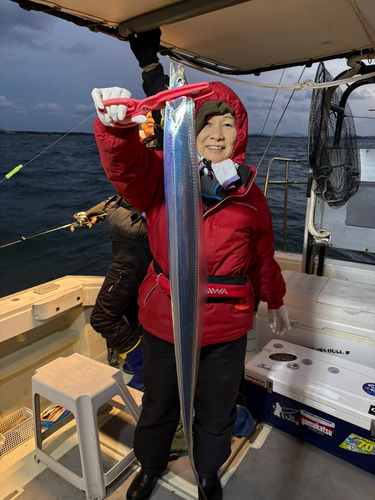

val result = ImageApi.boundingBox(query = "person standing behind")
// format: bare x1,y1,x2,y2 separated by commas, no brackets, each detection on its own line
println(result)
79,195,152,391
139,111,157,145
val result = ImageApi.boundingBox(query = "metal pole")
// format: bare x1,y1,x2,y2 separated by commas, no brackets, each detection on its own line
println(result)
283,161,289,251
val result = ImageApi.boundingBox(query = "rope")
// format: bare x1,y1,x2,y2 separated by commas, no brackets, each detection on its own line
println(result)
168,52,375,91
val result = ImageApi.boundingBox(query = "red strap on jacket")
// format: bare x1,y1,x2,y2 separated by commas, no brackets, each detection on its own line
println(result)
153,260,250,301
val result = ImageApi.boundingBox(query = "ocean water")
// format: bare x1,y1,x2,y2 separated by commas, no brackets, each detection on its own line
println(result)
0,133,374,298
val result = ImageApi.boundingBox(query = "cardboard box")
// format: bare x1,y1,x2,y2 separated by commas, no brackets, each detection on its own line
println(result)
245,340,375,474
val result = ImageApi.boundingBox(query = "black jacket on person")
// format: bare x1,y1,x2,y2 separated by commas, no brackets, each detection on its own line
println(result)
90,196,152,353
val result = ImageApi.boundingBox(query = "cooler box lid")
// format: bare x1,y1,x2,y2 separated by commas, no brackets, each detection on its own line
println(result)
257,271,375,340
245,339,375,430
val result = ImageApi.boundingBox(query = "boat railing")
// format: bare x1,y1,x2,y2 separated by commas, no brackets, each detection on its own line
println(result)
263,157,309,252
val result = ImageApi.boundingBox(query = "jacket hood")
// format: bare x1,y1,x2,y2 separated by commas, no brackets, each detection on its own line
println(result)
194,82,248,165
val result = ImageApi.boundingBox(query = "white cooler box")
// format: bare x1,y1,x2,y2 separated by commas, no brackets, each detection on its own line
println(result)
245,340,375,474
255,270,375,368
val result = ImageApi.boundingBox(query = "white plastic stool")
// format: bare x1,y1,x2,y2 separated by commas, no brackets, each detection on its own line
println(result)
32,353,142,500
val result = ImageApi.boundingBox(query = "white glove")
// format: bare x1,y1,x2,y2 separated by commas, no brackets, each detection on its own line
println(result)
91,87,147,128
268,305,291,336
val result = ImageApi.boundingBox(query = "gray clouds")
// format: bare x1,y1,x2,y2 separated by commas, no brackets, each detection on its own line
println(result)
74,104,95,114
33,102,65,114
1,0,373,136
60,42,95,55
0,95,26,114
0,2,55,47
350,87,375,100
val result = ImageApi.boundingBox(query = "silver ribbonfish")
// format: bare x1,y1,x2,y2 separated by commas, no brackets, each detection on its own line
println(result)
164,62,208,493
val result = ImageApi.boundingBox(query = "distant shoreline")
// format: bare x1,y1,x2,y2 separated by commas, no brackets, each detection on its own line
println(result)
0,129,93,136
1,129,374,140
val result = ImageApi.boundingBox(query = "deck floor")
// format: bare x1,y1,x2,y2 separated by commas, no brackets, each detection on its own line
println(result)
4,421,374,500
1,345,374,500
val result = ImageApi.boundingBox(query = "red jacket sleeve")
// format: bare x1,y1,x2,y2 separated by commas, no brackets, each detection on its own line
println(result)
94,118,165,214
246,200,286,309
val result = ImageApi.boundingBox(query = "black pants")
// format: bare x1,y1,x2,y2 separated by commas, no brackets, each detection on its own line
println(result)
134,329,247,478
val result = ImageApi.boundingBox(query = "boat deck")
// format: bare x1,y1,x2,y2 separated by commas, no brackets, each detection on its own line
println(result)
1,347,374,500
2,419,373,500
113,425,375,500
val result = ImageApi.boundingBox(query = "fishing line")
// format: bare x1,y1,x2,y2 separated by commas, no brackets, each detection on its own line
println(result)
249,69,285,165
256,67,307,171
0,112,97,185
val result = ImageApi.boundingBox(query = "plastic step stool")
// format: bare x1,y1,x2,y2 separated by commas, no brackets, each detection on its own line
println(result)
32,353,141,500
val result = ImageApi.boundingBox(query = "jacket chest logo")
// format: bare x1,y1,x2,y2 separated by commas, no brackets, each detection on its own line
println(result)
207,287,228,295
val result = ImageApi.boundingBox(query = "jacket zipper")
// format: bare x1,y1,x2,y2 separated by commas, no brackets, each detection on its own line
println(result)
108,271,124,293
143,283,158,303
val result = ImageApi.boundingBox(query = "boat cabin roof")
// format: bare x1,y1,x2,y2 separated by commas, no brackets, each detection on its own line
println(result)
10,0,375,74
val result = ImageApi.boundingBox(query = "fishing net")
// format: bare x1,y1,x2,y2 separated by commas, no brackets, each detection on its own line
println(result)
308,62,360,208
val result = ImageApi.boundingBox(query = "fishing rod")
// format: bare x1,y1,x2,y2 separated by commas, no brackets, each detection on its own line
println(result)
0,213,103,249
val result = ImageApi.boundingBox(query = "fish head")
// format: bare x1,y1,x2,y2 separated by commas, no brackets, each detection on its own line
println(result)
169,62,188,89
165,62,193,125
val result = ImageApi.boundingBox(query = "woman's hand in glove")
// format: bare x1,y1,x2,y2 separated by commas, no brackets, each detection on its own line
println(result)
268,305,291,336
91,87,146,128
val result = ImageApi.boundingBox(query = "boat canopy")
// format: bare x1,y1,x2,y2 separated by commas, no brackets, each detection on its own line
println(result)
11,0,375,74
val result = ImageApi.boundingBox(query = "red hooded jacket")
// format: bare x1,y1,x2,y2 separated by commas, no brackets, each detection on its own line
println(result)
94,81,285,346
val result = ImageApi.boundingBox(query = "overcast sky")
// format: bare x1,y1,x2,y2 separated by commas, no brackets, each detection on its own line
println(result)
1,0,374,136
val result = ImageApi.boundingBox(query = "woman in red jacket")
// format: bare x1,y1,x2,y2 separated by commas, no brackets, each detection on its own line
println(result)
92,81,290,500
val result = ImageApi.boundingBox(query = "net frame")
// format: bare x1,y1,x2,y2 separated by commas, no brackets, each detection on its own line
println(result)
308,62,360,208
